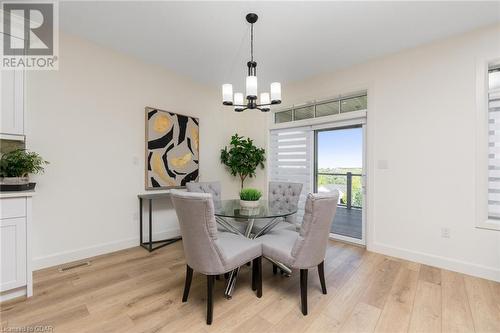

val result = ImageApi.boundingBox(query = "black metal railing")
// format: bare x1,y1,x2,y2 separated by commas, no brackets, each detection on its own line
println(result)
316,172,363,209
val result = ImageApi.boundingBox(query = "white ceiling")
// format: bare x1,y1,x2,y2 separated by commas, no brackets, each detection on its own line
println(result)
60,1,500,91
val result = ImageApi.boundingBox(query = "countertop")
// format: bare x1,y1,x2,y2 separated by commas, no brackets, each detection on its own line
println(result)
0,190,35,198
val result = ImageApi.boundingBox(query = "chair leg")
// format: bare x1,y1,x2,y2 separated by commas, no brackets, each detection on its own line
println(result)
252,260,257,291
224,273,229,280
253,257,262,298
273,264,277,275
207,275,215,325
318,261,327,294
300,269,308,315
257,257,262,298
182,265,193,302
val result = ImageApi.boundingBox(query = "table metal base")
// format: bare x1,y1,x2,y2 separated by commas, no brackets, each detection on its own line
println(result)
218,216,292,299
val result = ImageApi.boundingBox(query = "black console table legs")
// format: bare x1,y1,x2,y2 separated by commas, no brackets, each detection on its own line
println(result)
139,197,181,252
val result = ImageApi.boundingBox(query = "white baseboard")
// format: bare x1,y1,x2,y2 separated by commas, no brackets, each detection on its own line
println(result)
369,242,500,282
32,228,181,270
32,231,499,282
0,287,26,302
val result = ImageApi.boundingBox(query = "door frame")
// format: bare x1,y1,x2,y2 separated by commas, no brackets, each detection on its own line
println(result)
313,123,367,246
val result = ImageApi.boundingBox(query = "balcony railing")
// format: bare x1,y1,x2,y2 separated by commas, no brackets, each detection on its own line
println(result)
316,172,363,209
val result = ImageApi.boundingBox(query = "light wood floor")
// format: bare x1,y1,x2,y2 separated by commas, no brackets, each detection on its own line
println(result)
1,240,500,333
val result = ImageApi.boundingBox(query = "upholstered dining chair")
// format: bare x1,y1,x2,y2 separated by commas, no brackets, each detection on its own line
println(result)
268,181,303,224
251,181,303,239
170,190,263,325
186,181,222,207
257,192,339,316
186,181,247,234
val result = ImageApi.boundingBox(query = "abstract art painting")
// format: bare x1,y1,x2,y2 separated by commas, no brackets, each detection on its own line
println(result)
145,107,199,189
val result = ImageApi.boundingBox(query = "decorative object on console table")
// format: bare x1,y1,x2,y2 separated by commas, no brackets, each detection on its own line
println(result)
145,107,199,190
239,188,262,209
0,149,49,191
220,134,265,189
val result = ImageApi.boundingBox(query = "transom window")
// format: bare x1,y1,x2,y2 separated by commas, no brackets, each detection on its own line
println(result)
274,94,367,124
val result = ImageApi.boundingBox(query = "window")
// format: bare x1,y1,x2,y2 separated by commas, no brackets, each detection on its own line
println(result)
488,68,500,220
340,95,367,113
274,93,367,124
275,109,292,123
294,105,315,121
316,101,340,117
269,127,313,221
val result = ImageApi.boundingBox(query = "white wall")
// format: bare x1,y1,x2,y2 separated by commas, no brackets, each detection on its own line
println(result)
28,25,500,282
281,24,500,281
26,33,268,269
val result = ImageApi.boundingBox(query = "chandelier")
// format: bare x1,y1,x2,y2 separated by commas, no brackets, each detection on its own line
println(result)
222,13,282,112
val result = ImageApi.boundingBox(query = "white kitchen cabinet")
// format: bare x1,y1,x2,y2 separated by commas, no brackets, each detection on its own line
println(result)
0,193,33,301
1,217,27,291
0,69,25,138
1,31,25,139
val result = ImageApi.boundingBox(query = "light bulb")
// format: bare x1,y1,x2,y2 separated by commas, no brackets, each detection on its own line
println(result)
234,92,244,112
260,92,270,112
246,76,258,99
270,82,281,103
222,84,233,105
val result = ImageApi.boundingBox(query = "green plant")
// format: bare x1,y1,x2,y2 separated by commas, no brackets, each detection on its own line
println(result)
239,188,262,201
220,134,265,189
0,149,49,178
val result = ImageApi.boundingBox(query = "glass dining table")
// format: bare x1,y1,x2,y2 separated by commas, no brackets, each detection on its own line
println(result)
214,199,297,298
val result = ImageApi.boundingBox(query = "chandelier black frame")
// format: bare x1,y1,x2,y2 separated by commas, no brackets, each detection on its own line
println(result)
222,13,282,112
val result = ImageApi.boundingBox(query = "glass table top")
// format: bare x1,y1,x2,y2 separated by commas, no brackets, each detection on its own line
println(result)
214,199,297,219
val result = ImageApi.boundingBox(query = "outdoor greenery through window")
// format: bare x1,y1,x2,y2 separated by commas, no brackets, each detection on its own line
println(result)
274,93,367,124
316,126,364,240
317,168,363,207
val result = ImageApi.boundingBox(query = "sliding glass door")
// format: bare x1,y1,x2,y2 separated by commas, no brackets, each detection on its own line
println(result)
314,125,365,245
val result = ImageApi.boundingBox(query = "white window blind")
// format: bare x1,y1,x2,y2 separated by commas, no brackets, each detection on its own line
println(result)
269,127,313,221
488,69,500,219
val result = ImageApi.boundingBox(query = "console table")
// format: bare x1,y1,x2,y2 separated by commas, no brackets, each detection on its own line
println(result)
138,191,181,252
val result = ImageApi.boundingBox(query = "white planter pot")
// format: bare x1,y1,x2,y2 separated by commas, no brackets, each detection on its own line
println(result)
240,199,260,209
0,176,29,185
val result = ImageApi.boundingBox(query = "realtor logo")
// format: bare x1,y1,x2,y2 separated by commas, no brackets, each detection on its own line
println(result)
1,1,58,70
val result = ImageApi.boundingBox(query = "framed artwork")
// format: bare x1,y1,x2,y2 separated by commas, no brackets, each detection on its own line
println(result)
145,107,199,189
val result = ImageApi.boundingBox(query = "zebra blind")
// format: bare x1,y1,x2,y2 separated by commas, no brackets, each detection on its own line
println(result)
269,127,313,221
488,69,500,219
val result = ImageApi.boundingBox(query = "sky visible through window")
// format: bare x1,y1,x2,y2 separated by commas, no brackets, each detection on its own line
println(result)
317,127,363,169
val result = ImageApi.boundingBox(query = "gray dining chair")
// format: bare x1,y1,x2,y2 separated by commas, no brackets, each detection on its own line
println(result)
186,181,246,234
186,181,222,207
170,190,263,325
252,181,303,237
269,181,303,224
257,191,339,315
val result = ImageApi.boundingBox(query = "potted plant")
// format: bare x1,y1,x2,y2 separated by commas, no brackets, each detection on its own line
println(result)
220,134,266,189
239,188,262,208
0,149,49,190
